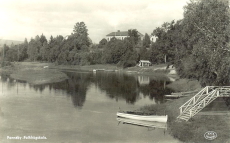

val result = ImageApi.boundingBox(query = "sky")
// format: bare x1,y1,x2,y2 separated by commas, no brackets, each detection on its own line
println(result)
0,0,189,43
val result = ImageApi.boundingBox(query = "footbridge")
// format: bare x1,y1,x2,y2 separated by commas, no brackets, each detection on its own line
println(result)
177,86,230,121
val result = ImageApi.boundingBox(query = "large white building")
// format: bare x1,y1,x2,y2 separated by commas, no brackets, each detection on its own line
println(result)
106,30,144,41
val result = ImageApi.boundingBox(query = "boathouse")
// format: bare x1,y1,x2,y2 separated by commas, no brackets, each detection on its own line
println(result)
138,60,152,67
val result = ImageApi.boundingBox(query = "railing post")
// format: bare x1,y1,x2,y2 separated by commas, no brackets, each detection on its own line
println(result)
217,90,219,97
206,86,209,94
189,110,192,117
180,108,182,114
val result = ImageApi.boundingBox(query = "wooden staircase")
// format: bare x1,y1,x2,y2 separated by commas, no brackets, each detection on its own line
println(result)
177,86,230,121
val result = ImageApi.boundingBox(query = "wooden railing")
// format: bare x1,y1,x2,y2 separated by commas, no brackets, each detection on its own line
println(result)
177,86,230,121
187,90,217,118
179,86,215,114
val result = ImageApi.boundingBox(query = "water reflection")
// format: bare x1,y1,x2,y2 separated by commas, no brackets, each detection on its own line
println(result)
93,72,140,104
141,80,173,104
138,75,150,85
1,71,174,107
31,72,91,108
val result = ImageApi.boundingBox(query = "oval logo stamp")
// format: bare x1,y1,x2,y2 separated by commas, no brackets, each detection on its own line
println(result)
204,131,217,140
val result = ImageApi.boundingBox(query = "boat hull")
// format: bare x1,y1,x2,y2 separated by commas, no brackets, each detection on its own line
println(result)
117,117,167,129
117,112,168,123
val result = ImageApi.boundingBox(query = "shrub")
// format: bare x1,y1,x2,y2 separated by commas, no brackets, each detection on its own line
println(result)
117,60,136,68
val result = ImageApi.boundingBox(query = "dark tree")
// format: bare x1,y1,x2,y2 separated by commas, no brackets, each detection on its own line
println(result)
128,29,140,46
40,34,47,46
98,38,107,49
73,22,90,47
174,0,230,86
150,20,176,64
143,33,151,48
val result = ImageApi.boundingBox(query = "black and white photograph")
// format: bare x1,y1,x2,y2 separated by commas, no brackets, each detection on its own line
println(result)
0,0,230,142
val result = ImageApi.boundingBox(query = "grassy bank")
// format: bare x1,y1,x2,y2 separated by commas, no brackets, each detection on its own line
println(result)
138,79,230,143
0,62,68,85
10,69,68,85
166,78,202,92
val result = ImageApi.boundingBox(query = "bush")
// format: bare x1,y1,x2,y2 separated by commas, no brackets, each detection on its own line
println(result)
80,53,90,66
117,60,136,68
89,50,103,65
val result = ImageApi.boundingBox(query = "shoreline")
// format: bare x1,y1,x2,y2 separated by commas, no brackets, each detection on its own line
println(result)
0,62,176,84
49,63,179,82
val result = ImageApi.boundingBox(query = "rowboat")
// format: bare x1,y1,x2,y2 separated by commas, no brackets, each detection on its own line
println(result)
117,112,168,123
117,117,167,129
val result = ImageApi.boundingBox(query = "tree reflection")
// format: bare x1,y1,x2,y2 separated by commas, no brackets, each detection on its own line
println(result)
0,75,17,90
65,72,91,108
1,72,175,106
0,74,9,82
38,72,92,108
31,84,46,93
139,80,173,104
149,80,173,104
93,72,140,104
91,72,175,104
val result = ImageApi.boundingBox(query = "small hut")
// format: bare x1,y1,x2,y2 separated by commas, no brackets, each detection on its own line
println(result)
138,60,152,67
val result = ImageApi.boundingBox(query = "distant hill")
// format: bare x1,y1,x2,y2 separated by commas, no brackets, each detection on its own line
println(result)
0,39,23,49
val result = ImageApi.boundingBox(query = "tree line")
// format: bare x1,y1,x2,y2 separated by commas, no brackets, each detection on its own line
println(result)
1,0,230,86
0,23,152,68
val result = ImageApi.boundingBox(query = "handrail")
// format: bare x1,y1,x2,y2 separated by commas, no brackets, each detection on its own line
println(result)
188,90,217,117
179,86,219,114
178,86,230,121
179,87,207,113
179,86,230,113
179,87,206,109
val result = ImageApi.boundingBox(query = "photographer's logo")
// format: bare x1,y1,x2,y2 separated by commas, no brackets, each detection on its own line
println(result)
204,131,217,140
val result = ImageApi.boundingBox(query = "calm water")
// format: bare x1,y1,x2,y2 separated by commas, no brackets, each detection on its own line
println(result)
0,71,180,143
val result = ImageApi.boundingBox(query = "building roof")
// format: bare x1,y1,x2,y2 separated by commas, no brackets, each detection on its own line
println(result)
139,60,151,63
106,30,144,37
106,31,128,36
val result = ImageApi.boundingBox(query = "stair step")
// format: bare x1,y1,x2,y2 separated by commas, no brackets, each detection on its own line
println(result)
178,117,190,121
180,115,190,118
180,114,191,117
181,113,190,116
179,114,190,117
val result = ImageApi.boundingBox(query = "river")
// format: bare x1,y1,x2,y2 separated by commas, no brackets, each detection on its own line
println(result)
0,71,180,143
